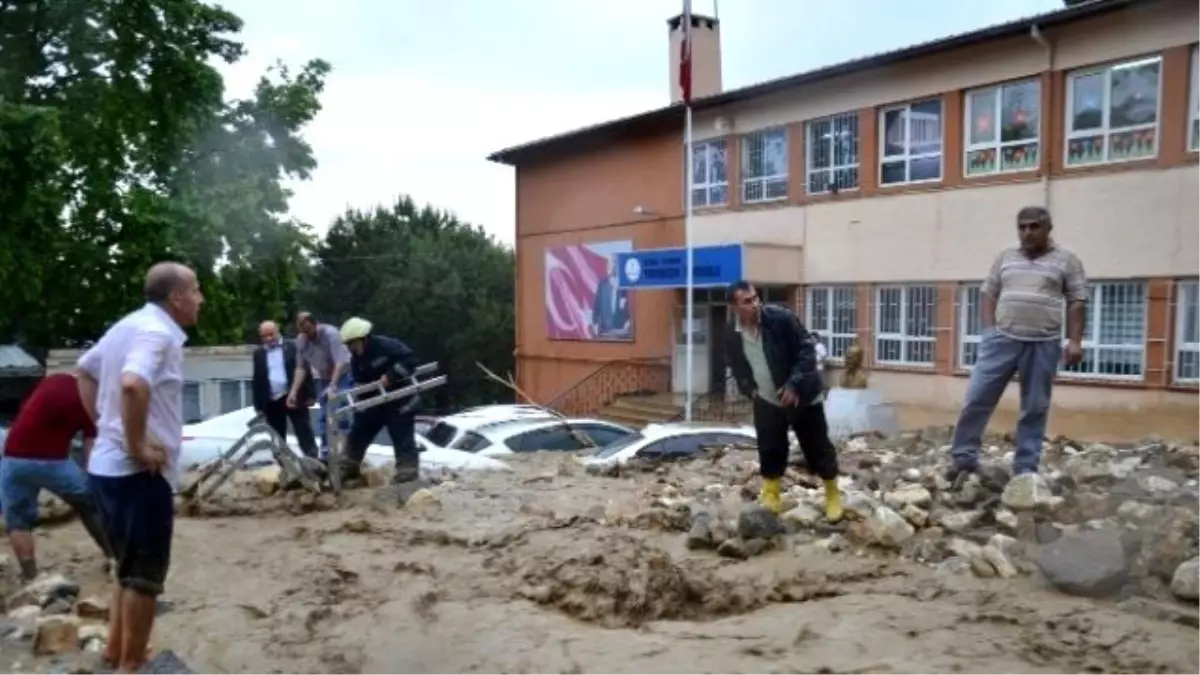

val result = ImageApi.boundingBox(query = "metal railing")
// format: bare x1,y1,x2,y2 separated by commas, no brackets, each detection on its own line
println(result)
544,358,670,417
672,375,753,423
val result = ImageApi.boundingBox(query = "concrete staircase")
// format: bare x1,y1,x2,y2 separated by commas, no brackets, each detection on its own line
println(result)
597,394,682,428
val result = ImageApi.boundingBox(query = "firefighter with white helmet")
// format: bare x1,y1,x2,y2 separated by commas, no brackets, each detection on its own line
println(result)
337,316,423,484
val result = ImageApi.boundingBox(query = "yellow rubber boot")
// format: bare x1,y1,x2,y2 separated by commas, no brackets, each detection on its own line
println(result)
823,479,844,523
759,477,783,514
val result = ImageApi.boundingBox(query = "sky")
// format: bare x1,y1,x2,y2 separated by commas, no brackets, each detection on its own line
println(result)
214,0,1065,246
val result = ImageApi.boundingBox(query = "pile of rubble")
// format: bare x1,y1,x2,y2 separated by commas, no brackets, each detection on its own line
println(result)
591,426,1200,613
0,574,110,666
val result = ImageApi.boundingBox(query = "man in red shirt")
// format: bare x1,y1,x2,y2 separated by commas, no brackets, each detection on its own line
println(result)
1,373,113,580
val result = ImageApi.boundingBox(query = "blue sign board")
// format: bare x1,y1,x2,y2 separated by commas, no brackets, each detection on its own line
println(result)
616,244,743,290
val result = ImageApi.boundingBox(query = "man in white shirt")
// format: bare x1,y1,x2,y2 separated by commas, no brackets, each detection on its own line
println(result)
76,261,203,674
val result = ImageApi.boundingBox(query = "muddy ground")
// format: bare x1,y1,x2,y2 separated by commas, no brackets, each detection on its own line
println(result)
2,429,1199,675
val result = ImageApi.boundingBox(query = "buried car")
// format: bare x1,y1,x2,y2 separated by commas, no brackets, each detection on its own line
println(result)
180,406,511,474
442,417,637,457
422,404,563,449
578,422,757,467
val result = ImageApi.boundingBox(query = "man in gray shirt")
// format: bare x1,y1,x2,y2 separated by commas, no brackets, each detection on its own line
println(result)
287,312,353,459
949,206,1087,484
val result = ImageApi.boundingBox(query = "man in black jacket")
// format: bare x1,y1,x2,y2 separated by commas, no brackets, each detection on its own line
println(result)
252,320,319,458
337,316,422,484
723,281,842,520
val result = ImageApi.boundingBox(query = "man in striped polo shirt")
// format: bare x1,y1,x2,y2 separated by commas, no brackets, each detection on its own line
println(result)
949,206,1087,483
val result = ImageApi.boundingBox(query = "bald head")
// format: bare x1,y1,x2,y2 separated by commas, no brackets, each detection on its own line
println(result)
144,261,203,327
144,262,194,304
258,320,281,347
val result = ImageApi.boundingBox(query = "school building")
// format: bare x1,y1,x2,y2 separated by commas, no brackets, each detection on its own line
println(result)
489,0,1199,424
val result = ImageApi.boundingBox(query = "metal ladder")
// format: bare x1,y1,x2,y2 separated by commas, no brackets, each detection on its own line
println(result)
178,418,323,502
324,361,447,495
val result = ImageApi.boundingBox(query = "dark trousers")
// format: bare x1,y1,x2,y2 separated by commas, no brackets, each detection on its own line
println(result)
346,404,418,470
264,396,318,458
752,395,839,480
91,471,174,597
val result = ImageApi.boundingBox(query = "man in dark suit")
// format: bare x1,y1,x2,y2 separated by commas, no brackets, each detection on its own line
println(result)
252,320,318,457
591,257,630,338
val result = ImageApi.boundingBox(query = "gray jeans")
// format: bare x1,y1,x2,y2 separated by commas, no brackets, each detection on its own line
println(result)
951,329,1061,475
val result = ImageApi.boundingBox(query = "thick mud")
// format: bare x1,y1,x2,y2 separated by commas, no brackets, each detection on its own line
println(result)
7,449,1198,674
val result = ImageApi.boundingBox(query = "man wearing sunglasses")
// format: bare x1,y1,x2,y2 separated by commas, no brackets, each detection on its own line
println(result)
948,206,1087,488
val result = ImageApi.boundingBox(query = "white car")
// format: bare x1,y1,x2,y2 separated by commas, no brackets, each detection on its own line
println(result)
577,422,757,468
435,416,637,457
180,406,511,473
422,405,564,449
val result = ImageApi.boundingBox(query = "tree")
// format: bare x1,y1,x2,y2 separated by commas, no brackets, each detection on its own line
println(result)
300,198,515,412
0,0,326,347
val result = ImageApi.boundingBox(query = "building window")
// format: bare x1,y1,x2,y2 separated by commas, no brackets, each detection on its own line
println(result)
875,285,937,366
218,379,250,414
741,127,788,203
958,284,985,369
805,285,858,360
965,79,1041,176
1176,279,1199,384
880,99,943,185
691,139,728,208
806,112,859,194
183,382,202,423
1189,46,1199,153
1061,281,1147,380
1065,55,1161,166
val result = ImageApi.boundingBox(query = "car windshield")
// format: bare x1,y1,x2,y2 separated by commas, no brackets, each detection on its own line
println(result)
591,432,647,459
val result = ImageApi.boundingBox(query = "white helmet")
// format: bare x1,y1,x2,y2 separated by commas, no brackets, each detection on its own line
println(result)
339,317,373,343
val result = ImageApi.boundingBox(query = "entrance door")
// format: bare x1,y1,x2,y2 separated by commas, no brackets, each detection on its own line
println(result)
708,304,728,400
672,304,710,395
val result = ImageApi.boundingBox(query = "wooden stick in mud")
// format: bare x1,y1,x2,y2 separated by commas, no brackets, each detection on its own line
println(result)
474,361,596,448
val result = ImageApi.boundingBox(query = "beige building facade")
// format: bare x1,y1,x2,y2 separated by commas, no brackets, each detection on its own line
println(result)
492,0,1199,421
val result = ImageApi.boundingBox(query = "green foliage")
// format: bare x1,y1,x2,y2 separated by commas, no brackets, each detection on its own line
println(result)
0,0,518,413
0,0,326,347
300,198,516,411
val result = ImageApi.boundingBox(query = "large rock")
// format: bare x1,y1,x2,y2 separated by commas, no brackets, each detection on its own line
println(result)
780,503,824,531
1035,528,1129,598
33,615,81,655
1001,473,1054,511
865,506,915,549
824,388,901,441
884,485,932,510
1170,557,1199,601
737,504,784,541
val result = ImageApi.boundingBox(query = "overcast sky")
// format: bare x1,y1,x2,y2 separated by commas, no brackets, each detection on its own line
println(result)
215,0,1064,245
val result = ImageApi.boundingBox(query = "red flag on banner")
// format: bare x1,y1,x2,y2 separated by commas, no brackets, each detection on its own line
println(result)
679,0,692,105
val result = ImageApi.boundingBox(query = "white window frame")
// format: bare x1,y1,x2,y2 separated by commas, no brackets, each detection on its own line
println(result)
874,285,938,367
878,99,944,186
805,285,858,361
690,139,728,208
1064,55,1163,167
963,79,1041,177
1059,281,1148,381
740,127,788,204
1189,46,1199,153
805,112,860,195
1175,279,1199,385
957,283,985,370
217,378,254,414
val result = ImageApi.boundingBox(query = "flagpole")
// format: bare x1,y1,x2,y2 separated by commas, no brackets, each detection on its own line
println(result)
684,104,695,422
